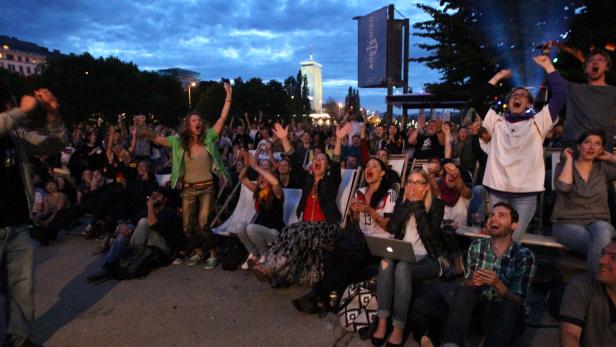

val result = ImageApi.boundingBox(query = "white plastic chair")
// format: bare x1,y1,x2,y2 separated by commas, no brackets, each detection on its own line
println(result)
155,174,171,187
282,188,302,226
212,183,257,236
338,168,361,228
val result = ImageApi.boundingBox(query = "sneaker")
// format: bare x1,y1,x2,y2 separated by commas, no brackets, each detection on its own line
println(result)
172,257,184,265
240,253,255,270
203,257,219,270
186,254,203,266
258,255,266,264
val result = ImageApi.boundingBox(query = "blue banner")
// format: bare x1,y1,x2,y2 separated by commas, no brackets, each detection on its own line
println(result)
358,7,387,88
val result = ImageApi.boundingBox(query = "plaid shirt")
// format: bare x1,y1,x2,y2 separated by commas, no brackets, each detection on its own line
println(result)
464,238,536,303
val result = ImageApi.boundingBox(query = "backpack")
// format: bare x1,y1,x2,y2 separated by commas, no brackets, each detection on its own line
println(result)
111,246,168,280
338,280,378,332
220,236,248,271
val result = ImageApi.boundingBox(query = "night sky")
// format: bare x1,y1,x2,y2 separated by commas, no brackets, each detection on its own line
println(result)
0,0,441,113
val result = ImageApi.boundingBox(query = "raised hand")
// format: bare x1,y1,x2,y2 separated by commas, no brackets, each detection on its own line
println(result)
34,88,59,112
597,150,615,163
336,122,353,141
272,123,288,141
223,82,232,97
417,109,426,129
444,163,459,179
19,95,37,113
489,69,513,86
442,122,451,137
562,148,574,161
532,55,555,73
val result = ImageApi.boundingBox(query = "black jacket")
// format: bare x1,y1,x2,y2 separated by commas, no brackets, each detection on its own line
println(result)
287,148,342,225
387,197,445,258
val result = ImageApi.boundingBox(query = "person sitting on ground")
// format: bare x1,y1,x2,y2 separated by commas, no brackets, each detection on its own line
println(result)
441,202,536,347
558,238,616,346
234,150,285,270
250,122,353,287
551,129,616,272
292,158,395,315
371,170,445,347
87,187,182,282
32,178,70,245
479,56,567,241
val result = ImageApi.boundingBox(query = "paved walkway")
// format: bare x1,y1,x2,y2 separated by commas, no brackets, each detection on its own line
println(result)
17,234,560,346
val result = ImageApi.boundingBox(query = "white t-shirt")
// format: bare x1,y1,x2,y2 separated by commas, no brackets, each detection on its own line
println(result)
402,215,427,261
354,187,396,236
481,108,555,193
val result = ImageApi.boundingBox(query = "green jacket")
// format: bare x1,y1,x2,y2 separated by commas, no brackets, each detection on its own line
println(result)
167,128,229,189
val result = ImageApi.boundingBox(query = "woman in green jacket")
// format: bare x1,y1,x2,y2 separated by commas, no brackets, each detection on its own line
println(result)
149,82,231,269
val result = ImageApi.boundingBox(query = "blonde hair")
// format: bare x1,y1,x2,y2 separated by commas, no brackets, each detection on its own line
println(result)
410,169,433,211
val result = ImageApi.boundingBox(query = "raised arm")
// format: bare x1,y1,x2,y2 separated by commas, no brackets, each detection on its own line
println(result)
334,122,353,160
249,152,283,199
212,82,232,136
128,126,137,154
443,122,452,159
106,126,116,163
272,123,293,154
408,109,425,146
556,148,574,188
532,55,567,121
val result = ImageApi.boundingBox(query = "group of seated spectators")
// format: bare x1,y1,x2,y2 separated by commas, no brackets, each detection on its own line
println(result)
4,49,616,346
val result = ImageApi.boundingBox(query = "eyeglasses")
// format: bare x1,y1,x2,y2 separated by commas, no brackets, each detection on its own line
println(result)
510,92,529,98
406,180,428,185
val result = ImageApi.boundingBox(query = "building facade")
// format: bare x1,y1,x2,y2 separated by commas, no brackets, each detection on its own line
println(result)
0,35,52,76
300,57,323,113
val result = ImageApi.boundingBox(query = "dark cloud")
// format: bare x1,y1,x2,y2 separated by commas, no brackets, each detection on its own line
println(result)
0,0,441,111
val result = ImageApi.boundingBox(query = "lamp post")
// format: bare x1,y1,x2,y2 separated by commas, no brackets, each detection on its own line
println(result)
188,81,197,108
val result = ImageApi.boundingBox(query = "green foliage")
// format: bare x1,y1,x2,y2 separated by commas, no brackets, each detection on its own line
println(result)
344,86,361,116
31,53,185,125
413,0,615,110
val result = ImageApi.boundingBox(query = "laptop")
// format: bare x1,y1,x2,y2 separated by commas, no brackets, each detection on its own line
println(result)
365,234,416,262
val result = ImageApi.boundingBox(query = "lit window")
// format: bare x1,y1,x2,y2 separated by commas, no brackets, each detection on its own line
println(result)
2,45,8,50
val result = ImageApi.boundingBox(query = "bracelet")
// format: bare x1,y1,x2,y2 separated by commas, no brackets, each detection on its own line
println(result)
225,99,232,102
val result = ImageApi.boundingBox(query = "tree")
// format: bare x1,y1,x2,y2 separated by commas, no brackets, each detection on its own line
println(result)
412,0,603,110
33,53,185,125
344,86,361,118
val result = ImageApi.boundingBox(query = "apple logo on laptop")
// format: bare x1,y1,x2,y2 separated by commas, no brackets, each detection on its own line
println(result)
386,246,394,253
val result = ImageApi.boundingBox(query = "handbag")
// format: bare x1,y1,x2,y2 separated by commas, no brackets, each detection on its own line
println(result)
338,280,378,332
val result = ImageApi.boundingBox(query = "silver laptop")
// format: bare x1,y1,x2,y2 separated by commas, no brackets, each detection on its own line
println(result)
365,235,416,262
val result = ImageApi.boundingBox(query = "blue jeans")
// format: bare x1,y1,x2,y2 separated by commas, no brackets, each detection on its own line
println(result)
489,192,537,242
106,234,130,265
376,256,440,328
0,225,35,346
552,221,616,272
469,185,488,217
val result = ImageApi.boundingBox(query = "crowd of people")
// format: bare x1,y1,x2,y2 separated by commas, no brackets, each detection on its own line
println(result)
1,49,615,347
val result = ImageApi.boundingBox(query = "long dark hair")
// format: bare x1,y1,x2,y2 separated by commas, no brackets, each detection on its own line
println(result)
180,111,206,157
366,158,393,208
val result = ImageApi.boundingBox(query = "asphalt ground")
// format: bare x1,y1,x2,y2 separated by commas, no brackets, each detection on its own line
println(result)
2,231,561,347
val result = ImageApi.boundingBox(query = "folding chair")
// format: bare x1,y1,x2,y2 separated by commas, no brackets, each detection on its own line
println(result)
211,182,257,235
282,188,302,226
338,167,362,229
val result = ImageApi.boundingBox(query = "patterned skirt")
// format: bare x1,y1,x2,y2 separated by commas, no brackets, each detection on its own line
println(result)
264,221,340,286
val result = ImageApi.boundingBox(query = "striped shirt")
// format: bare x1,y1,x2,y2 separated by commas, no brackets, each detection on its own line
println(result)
464,238,536,303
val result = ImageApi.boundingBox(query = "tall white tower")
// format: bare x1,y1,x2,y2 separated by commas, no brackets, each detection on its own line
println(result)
300,56,323,113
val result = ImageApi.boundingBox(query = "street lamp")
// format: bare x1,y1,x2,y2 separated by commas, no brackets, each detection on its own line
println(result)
188,81,197,108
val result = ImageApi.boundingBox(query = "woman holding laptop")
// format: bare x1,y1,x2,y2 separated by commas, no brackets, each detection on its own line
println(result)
371,170,445,347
